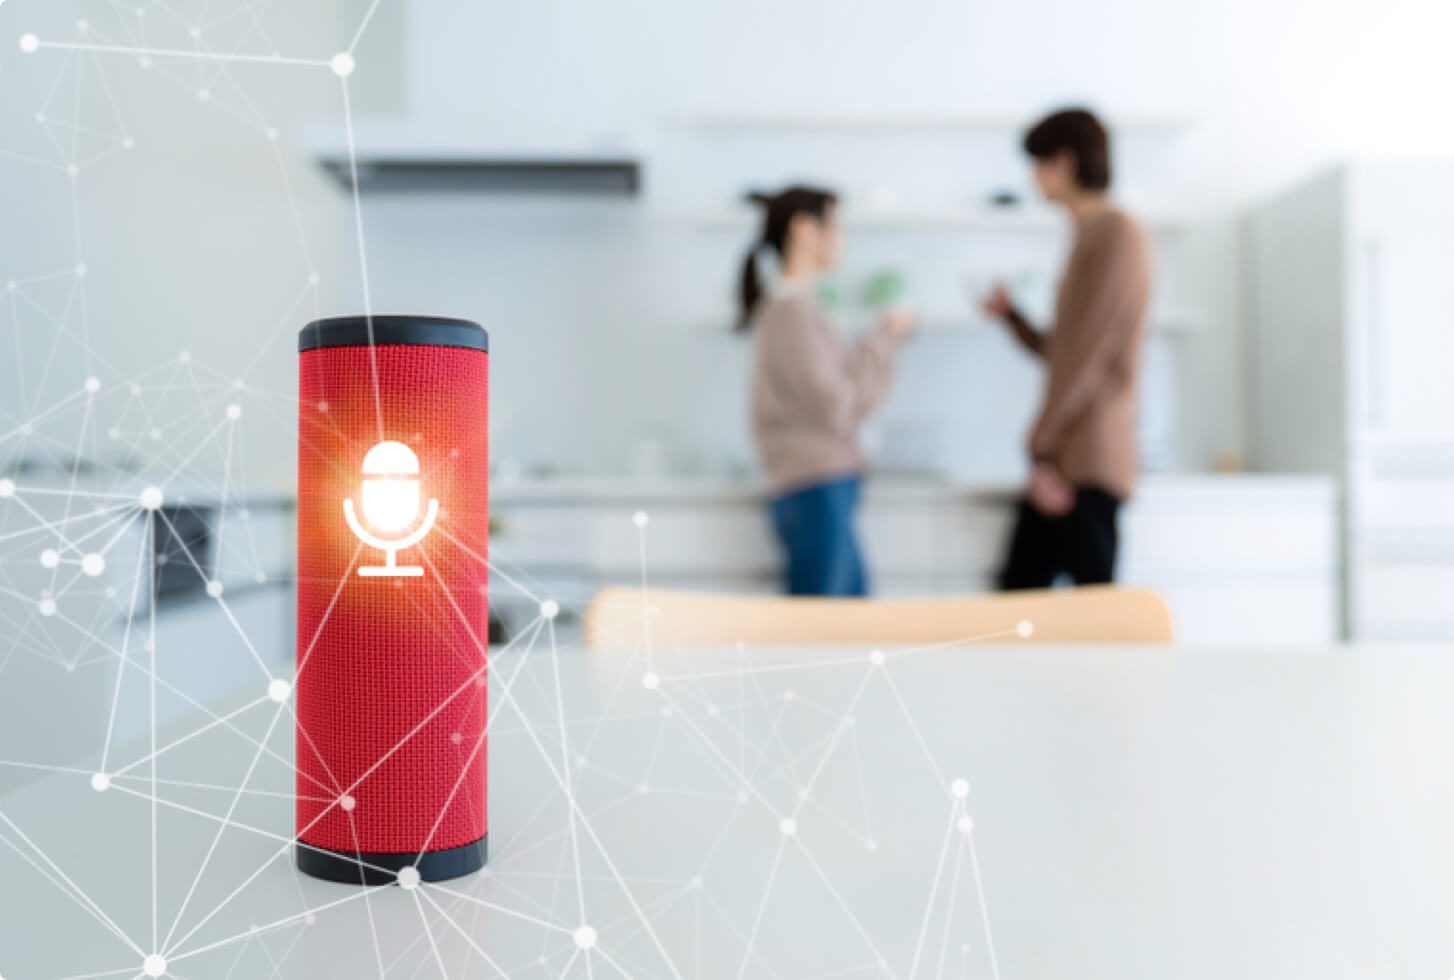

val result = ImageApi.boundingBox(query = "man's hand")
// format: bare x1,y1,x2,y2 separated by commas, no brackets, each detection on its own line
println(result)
1027,462,1075,518
981,282,1014,322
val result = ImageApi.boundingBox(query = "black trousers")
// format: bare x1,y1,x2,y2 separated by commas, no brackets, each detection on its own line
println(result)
997,486,1122,591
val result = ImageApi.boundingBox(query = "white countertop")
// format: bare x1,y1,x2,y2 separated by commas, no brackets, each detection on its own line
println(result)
1,640,1443,979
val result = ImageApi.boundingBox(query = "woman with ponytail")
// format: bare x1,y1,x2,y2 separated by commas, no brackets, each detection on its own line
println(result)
741,185,915,596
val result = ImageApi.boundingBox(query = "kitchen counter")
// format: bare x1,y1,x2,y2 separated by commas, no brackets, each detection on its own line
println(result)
491,471,1335,506
489,472,1341,645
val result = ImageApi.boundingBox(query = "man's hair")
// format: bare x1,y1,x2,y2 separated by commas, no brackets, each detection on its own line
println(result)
1023,108,1111,191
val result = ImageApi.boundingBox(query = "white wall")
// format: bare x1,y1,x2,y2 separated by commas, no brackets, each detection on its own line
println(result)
3,0,1454,488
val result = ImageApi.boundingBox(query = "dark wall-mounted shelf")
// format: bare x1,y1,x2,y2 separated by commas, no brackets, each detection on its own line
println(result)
317,156,642,195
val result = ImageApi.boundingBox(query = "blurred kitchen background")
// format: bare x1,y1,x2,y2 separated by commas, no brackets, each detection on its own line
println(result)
3,0,1454,738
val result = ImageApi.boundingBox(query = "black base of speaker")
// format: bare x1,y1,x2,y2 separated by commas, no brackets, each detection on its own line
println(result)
296,834,487,885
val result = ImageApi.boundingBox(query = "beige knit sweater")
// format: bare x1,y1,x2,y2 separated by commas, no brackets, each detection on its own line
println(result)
1029,207,1152,500
750,291,904,494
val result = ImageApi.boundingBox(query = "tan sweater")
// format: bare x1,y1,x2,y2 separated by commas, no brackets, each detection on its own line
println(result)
1025,208,1152,501
750,292,903,493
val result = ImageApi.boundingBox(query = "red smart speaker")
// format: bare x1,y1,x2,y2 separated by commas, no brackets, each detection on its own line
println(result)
295,315,489,884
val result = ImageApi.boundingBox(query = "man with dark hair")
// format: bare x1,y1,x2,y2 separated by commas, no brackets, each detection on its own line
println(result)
982,107,1151,589
1022,108,1112,189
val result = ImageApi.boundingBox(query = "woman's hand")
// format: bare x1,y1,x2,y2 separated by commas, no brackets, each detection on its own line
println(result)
1027,462,1075,517
882,309,917,339
981,282,1014,322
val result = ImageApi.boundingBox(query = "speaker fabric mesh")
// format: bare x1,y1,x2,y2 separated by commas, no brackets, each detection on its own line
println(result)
297,343,488,856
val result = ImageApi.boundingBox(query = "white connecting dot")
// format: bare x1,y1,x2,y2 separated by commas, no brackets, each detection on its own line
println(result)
573,925,597,949
950,778,971,799
225,403,241,420
957,815,975,835
868,649,886,666
540,599,559,620
1016,619,1034,638
90,772,110,792
397,865,421,890
779,817,798,837
139,486,164,511
141,954,166,977
339,794,356,812
632,510,649,528
39,549,59,569
81,554,105,577
267,678,291,703
641,671,660,691
19,34,39,54
83,376,100,392
330,52,356,77
205,580,223,598
0,478,12,498
38,598,56,617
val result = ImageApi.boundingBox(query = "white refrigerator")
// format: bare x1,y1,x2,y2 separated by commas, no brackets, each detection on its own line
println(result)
1249,160,1454,640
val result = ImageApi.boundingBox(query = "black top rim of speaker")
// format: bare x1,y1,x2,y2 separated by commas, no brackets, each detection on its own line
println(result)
299,315,489,353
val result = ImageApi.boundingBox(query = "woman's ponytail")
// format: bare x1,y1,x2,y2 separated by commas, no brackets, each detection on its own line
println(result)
737,244,765,333
733,185,837,333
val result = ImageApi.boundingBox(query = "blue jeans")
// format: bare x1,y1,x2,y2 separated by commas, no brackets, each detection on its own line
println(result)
770,475,868,597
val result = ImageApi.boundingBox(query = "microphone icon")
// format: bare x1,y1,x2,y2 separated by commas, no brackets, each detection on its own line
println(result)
343,440,439,578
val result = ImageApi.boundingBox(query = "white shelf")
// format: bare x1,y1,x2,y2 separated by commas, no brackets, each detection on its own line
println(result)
675,111,1195,134
675,205,1189,234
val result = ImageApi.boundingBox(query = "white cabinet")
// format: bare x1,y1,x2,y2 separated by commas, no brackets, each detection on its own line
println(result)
1249,160,1454,641
589,504,772,576
1120,478,1338,645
